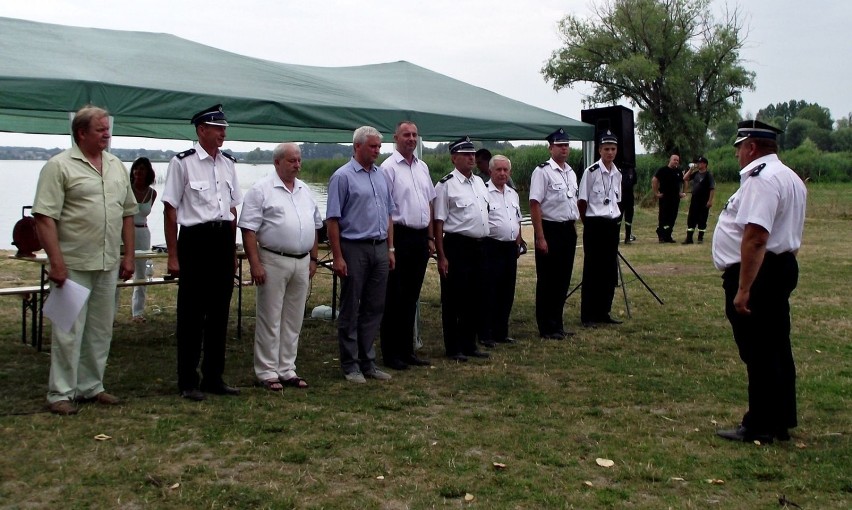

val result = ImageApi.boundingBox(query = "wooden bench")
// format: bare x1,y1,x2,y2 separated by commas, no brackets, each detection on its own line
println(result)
0,285,43,348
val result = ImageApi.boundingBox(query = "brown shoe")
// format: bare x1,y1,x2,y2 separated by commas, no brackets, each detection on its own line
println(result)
48,400,78,415
93,392,121,405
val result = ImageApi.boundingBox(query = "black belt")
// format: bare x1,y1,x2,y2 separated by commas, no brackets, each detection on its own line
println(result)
542,219,576,226
135,223,148,228
184,220,231,230
444,232,485,243
341,238,387,245
261,246,309,259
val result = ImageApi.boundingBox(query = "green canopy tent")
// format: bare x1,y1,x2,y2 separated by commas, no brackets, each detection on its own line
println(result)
0,17,593,144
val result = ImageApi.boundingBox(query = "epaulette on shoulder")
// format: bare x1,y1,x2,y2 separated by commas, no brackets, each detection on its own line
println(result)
749,163,766,177
538,162,548,168
176,148,196,160
439,173,453,183
586,163,599,173
222,151,237,162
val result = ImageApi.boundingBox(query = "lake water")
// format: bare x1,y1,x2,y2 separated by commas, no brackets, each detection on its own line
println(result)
0,159,530,251
0,160,327,251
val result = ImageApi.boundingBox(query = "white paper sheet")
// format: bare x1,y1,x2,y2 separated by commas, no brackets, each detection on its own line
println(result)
43,279,91,333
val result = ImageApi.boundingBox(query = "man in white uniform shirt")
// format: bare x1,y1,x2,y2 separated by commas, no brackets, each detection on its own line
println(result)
434,136,491,362
239,143,321,391
712,120,806,444
379,121,435,370
578,130,623,327
482,155,523,347
163,104,243,401
529,128,580,339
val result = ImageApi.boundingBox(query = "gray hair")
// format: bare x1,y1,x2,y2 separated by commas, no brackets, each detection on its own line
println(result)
489,154,512,171
273,142,300,161
353,126,382,145
71,104,109,144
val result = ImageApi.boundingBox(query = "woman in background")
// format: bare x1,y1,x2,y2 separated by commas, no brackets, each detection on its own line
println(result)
129,157,157,322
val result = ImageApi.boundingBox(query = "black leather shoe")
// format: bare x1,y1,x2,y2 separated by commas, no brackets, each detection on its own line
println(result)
715,425,774,444
464,350,490,359
385,358,409,371
447,353,468,362
480,340,497,348
602,316,623,324
403,355,431,366
559,330,575,337
582,321,597,328
541,332,564,340
180,389,206,401
495,337,517,344
200,382,241,396
775,429,791,441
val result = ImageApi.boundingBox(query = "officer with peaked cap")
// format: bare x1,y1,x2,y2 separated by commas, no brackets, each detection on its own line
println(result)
578,130,623,327
529,128,580,339
162,104,243,401
434,136,491,361
713,119,806,444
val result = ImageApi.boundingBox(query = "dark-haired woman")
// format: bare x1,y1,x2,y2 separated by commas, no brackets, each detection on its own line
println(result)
129,157,157,322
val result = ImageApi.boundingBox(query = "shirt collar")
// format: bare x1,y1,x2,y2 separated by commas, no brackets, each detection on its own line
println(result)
740,153,778,177
272,173,301,193
391,149,419,165
350,157,377,173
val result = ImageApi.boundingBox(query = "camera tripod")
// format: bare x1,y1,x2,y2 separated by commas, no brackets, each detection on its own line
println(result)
567,250,663,318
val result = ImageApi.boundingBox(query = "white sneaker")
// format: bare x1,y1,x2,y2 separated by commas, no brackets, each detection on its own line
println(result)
364,368,392,381
344,372,366,384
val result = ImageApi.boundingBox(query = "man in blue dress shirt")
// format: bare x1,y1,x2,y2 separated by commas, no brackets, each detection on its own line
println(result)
326,126,396,383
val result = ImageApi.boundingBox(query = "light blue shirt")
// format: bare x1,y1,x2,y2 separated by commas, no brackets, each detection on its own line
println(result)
326,157,394,240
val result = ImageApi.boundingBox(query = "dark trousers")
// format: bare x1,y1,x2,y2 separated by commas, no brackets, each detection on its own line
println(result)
482,238,518,342
686,196,710,231
580,217,620,322
657,197,680,239
440,233,485,356
380,225,429,363
534,220,577,335
723,252,799,433
619,198,634,238
176,222,236,391
337,240,389,375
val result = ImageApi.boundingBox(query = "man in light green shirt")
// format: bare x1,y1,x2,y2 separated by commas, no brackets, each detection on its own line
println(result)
33,105,137,415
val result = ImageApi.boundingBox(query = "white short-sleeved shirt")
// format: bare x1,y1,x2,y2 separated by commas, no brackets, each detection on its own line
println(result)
486,181,521,242
380,150,435,229
162,142,242,226
712,154,807,270
528,159,579,222
238,174,322,255
434,169,489,238
578,159,622,219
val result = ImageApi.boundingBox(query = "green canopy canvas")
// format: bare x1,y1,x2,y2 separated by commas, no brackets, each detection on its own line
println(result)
0,17,593,143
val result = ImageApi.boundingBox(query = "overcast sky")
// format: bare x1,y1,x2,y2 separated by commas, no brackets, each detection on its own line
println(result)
0,0,849,152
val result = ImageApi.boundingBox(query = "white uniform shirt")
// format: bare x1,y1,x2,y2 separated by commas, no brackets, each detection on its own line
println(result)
486,181,521,242
712,154,807,270
380,150,436,229
162,142,242,226
578,159,622,219
528,158,580,222
238,174,323,255
434,169,489,238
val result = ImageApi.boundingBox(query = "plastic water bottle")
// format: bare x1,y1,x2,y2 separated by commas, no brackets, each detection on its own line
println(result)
145,260,154,281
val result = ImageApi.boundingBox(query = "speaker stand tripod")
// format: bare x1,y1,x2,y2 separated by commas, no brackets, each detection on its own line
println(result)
567,250,663,318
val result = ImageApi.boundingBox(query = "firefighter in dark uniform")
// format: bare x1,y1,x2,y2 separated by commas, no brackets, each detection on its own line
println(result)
620,164,638,244
652,154,685,243
682,156,715,244
578,130,622,326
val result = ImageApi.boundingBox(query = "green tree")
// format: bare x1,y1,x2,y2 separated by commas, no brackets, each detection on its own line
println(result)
796,104,833,130
541,0,754,156
831,128,852,152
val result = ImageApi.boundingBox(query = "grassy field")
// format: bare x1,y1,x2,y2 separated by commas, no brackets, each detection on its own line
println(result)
0,183,849,509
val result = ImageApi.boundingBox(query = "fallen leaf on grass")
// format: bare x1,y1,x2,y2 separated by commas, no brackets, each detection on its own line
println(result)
376,475,385,480
795,442,807,449
815,349,822,353
670,477,685,481
583,481,593,487
492,462,506,470
464,493,475,501
169,483,180,490
93,434,112,441
705,479,725,485
595,458,615,468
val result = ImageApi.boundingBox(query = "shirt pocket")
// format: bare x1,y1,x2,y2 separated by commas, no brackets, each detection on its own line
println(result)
188,180,212,207
455,199,474,218
549,181,570,199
